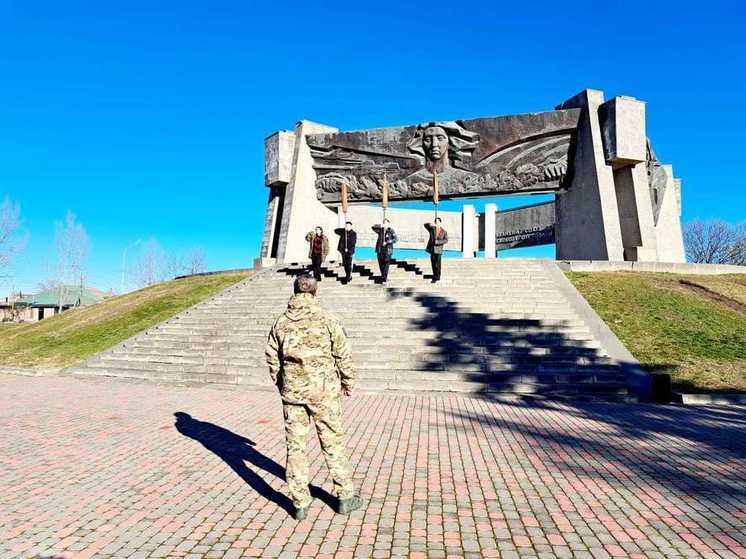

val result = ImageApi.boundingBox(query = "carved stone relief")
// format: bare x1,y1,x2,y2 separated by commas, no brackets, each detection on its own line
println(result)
308,110,581,204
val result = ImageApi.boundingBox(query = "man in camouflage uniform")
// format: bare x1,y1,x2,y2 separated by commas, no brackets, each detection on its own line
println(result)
265,274,363,520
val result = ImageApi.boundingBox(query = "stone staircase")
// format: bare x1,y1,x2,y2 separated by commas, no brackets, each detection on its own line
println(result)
67,259,641,399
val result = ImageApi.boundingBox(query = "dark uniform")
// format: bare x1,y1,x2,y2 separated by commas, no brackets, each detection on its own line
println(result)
335,227,357,282
425,222,448,281
372,224,398,282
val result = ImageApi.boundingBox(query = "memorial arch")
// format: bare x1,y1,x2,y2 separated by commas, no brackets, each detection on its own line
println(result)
258,89,685,265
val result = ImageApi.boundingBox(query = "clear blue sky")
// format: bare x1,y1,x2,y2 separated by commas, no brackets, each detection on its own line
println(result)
1,1,744,293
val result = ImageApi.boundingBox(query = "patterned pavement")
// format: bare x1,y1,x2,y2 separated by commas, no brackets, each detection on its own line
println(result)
0,374,745,559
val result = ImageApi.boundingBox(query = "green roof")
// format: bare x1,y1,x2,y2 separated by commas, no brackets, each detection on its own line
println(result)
19,286,105,308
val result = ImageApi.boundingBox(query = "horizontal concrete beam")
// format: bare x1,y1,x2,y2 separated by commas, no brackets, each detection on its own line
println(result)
557,260,746,275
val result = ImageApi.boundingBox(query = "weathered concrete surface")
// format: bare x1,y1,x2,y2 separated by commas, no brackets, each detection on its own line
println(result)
308,110,581,204
599,96,647,167
613,163,659,261
557,260,746,274
654,166,686,263
494,201,555,250
0,366,61,377
261,90,686,265
275,121,340,263
555,90,625,261
264,130,296,187
1,374,745,559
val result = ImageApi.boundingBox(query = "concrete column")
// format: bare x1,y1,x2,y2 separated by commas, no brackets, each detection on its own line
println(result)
462,205,476,258
484,203,497,258
654,166,686,262
275,120,341,264
613,163,658,261
555,89,625,261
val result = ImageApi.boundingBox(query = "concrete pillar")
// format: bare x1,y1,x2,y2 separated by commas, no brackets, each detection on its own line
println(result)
484,203,497,258
555,89,625,261
462,205,477,258
654,166,686,263
613,163,658,261
274,121,341,264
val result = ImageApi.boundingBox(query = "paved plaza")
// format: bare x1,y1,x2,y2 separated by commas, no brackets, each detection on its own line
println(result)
0,374,744,559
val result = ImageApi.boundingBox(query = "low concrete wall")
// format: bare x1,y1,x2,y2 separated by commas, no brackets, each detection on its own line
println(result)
557,260,746,275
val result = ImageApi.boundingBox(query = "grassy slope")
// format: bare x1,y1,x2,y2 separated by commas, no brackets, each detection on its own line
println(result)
567,272,746,393
0,272,250,368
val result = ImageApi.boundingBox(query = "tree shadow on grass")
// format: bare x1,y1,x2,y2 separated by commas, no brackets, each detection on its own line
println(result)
173,412,336,513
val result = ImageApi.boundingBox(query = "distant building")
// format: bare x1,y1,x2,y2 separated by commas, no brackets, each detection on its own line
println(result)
0,292,34,322
2,285,111,322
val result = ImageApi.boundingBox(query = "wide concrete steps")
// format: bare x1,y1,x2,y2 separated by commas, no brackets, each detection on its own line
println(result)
67,259,635,399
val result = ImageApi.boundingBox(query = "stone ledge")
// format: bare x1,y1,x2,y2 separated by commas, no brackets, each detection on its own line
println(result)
558,260,746,275
0,366,62,377
675,392,746,406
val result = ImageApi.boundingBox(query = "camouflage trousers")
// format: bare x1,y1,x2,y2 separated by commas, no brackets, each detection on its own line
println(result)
283,398,355,508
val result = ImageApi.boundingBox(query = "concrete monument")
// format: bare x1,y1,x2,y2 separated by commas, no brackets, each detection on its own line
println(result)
259,89,686,265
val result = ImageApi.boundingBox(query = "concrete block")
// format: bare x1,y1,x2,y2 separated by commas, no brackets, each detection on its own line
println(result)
264,130,296,186
599,96,646,167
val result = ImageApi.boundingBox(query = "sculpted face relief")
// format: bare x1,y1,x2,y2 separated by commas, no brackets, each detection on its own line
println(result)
422,126,448,163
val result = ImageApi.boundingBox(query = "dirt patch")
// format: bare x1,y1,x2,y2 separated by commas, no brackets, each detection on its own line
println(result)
679,279,746,314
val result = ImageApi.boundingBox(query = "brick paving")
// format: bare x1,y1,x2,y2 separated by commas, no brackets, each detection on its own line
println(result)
0,375,745,559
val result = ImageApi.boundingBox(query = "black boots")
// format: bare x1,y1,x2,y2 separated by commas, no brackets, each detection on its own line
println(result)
293,506,308,521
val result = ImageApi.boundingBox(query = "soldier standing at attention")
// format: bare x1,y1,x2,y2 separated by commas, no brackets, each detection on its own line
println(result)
334,221,357,283
424,217,448,282
265,274,363,520
372,219,398,283
305,227,329,281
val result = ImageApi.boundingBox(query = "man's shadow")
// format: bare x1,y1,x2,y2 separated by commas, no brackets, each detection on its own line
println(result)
173,412,336,513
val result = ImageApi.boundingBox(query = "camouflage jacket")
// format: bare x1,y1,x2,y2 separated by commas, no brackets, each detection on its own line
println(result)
265,293,355,404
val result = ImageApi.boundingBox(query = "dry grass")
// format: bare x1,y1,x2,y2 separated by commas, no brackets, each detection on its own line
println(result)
567,272,746,393
0,272,250,368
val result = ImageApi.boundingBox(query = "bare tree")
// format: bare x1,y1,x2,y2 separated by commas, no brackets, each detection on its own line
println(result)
684,219,744,264
133,239,166,287
0,197,28,271
184,247,206,275
166,247,206,278
730,223,746,266
53,211,91,311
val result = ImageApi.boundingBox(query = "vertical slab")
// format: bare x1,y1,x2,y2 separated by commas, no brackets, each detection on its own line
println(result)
259,186,283,265
654,166,686,263
276,121,341,263
484,203,497,258
462,205,476,258
555,90,624,261
613,163,659,261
